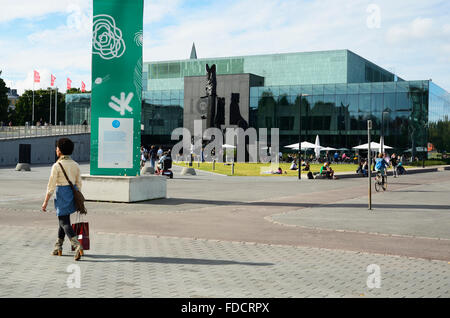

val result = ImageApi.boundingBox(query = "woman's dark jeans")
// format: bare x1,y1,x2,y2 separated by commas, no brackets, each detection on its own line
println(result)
58,215,76,240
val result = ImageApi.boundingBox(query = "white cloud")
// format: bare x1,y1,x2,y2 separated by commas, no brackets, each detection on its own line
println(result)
386,18,434,44
2,0,450,93
144,0,182,24
0,0,90,23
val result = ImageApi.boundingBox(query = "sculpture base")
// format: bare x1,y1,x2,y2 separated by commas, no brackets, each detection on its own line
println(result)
181,167,196,176
81,174,166,203
16,163,31,171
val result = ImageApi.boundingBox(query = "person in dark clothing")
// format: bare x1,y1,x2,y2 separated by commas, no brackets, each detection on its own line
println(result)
149,145,157,170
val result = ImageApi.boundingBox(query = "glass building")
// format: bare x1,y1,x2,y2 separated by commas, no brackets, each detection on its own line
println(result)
66,49,450,155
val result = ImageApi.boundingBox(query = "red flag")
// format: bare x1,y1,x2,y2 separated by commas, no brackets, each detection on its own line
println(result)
81,81,86,93
67,78,72,90
34,70,40,83
51,74,56,86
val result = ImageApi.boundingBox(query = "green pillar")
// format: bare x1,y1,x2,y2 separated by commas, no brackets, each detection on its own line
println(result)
90,0,143,176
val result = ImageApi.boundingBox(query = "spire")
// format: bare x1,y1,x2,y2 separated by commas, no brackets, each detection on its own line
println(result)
190,42,197,60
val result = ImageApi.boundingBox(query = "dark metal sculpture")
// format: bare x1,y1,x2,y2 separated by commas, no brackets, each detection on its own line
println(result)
205,64,217,97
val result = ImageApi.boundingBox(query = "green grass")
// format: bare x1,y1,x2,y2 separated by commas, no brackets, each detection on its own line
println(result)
175,161,433,177
176,162,360,177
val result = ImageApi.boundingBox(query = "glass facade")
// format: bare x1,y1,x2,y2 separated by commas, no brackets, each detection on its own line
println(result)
144,50,398,91
141,89,184,144
64,49,450,154
428,82,450,153
65,94,91,125
250,81,432,151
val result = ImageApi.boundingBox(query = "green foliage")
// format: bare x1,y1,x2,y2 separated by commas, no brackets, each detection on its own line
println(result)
429,117,450,153
409,159,450,167
0,72,10,123
13,89,65,125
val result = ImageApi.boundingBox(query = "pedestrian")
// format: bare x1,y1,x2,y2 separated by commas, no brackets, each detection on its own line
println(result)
391,153,398,178
41,138,83,261
149,145,157,170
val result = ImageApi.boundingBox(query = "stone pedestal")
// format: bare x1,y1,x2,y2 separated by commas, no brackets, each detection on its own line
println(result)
15,163,31,171
81,174,166,203
181,167,196,176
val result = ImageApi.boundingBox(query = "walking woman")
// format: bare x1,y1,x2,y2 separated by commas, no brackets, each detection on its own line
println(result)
41,138,83,261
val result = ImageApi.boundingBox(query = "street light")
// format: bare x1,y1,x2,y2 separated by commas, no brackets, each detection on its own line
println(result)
298,93,310,180
381,111,389,154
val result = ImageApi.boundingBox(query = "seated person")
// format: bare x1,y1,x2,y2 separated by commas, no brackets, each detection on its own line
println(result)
273,167,283,175
290,160,298,171
320,162,336,179
356,160,368,177
155,152,168,175
302,161,310,171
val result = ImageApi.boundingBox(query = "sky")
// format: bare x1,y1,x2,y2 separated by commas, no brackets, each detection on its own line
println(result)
0,0,449,94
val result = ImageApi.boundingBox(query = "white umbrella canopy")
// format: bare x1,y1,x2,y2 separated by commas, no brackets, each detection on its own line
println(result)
222,144,236,149
285,141,317,150
353,142,393,150
320,147,338,151
314,135,321,158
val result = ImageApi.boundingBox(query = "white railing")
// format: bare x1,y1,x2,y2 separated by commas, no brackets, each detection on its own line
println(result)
0,125,91,140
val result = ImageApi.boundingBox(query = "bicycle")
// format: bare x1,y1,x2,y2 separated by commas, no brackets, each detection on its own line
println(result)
374,170,387,192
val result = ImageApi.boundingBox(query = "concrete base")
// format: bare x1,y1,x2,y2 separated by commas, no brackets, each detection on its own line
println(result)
181,167,196,176
81,174,167,203
15,163,31,171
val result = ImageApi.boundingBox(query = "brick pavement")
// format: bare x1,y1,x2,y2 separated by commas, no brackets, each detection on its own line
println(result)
0,225,449,298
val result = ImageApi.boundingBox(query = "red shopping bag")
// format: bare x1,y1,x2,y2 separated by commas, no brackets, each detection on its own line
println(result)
72,213,90,251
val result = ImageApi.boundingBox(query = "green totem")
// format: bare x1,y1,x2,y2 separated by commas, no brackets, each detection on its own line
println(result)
90,0,143,176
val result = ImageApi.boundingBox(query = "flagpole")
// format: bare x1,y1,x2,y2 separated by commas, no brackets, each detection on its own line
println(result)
32,80,35,125
55,87,58,126
49,88,52,125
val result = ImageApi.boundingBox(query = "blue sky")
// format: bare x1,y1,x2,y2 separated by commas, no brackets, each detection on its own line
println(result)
0,0,449,94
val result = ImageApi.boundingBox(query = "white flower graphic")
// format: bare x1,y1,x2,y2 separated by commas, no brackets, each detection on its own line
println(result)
93,14,126,60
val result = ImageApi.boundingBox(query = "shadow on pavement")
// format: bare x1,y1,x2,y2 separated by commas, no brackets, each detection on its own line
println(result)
135,197,450,211
81,254,274,266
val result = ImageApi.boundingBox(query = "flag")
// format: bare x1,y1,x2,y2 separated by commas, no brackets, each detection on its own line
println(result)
34,70,40,83
81,81,86,93
51,74,56,86
67,78,72,90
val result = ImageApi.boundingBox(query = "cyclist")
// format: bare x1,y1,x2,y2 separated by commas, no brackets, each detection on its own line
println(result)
375,153,389,185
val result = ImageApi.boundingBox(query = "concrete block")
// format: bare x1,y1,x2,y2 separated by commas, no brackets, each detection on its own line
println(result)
15,163,31,171
181,167,196,176
81,174,166,203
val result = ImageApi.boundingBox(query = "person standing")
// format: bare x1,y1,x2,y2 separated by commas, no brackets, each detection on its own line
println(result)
41,138,83,261
149,145,157,171
391,153,398,178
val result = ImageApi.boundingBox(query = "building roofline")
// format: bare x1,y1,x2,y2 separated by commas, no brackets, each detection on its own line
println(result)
144,49,350,64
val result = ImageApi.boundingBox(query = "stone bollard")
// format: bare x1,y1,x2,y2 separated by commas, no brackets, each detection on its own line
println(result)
16,163,31,171
181,167,196,176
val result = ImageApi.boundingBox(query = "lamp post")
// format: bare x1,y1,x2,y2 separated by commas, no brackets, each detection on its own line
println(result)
298,93,309,180
381,111,389,155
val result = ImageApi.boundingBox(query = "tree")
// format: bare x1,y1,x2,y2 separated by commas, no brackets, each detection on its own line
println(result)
13,89,65,125
0,71,10,124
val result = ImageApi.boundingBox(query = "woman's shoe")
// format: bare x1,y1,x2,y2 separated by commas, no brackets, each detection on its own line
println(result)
51,238,64,256
70,237,83,261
